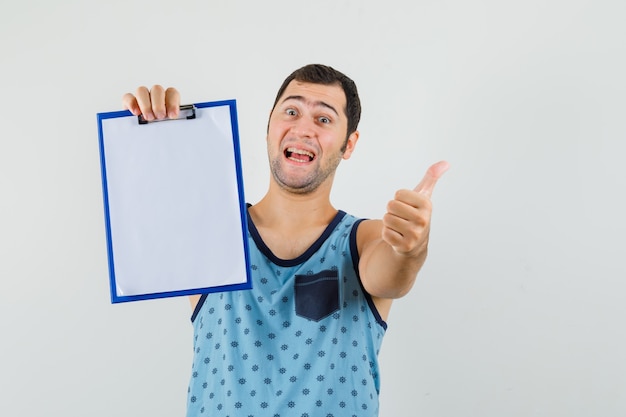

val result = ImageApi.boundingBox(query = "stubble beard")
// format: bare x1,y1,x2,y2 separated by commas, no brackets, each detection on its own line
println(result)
269,151,344,195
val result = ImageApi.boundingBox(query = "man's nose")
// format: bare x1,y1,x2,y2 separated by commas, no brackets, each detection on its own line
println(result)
290,116,316,138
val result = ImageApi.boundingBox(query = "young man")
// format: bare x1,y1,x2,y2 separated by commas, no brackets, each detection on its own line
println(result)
123,64,448,416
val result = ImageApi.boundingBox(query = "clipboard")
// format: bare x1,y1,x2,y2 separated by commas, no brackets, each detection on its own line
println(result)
96,100,252,303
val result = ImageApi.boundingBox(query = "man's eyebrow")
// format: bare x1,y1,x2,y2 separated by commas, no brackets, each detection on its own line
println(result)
281,95,339,117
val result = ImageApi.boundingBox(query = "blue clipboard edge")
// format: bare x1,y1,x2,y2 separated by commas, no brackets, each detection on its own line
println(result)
96,100,253,304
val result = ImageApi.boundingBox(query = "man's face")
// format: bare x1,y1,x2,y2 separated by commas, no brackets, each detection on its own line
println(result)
266,81,358,194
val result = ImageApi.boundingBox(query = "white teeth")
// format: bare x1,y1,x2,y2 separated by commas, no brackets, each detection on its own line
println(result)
287,147,314,158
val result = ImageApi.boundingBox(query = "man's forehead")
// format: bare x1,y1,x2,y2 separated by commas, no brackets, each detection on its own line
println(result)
280,81,346,109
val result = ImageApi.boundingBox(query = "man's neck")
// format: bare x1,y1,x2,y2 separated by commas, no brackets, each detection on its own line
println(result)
249,184,337,229
247,183,339,259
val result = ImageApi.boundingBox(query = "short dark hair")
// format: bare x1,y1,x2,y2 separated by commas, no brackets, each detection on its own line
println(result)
271,64,361,137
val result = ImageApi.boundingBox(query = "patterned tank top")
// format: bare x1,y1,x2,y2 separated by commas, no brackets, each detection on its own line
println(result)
186,209,387,417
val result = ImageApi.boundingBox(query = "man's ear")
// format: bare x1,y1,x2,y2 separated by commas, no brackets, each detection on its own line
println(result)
342,131,360,160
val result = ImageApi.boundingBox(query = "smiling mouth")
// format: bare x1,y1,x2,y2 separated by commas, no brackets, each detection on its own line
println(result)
285,147,315,162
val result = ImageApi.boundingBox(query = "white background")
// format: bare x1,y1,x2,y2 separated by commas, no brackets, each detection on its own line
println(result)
1,1,624,416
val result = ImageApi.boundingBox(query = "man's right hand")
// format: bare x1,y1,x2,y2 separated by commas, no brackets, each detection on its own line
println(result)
122,85,181,122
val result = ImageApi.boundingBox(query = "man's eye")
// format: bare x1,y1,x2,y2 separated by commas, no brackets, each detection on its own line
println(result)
286,109,297,116
319,116,331,124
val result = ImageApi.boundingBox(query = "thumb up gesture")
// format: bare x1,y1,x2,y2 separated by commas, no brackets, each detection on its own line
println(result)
381,161,449,256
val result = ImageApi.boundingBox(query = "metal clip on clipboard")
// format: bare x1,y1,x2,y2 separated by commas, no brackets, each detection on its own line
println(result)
137,104,196,125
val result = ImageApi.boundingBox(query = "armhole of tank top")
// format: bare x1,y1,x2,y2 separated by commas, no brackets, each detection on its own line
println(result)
190,293,208,323
349,219,388,330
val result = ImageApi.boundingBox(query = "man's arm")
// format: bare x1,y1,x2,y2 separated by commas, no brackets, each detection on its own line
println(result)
357,162,449,305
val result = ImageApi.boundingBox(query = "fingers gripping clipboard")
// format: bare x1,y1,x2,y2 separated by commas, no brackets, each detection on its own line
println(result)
97,100,252,303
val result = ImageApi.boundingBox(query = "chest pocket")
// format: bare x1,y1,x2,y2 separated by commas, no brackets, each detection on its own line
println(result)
294,270,340,322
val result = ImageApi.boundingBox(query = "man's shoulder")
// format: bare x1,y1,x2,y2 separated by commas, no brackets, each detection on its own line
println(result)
335,212,381,233
354,218,383,245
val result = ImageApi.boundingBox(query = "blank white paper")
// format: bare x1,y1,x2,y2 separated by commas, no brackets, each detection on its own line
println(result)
98,102,250,301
